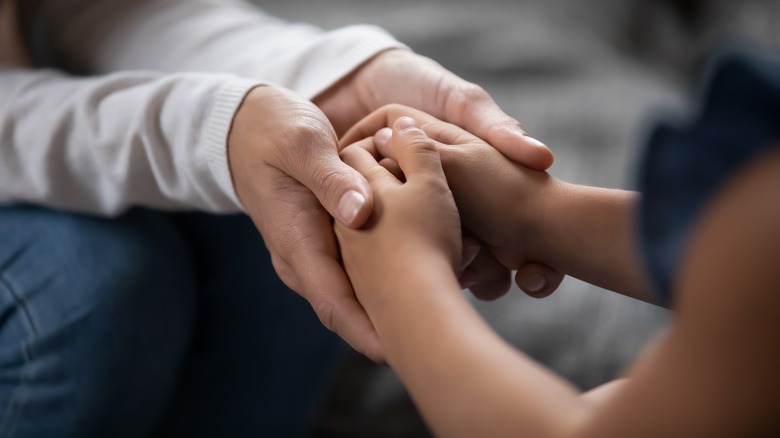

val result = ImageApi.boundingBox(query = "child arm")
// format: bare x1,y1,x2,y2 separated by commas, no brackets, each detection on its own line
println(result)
335,117,588,438
341,104,656,302
337,118,780,436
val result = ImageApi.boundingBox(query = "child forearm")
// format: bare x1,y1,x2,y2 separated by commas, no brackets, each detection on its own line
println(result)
368,253,589,438
534,180,656,303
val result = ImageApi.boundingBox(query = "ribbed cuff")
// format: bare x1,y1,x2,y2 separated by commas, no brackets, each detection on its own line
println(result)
202,78,265,211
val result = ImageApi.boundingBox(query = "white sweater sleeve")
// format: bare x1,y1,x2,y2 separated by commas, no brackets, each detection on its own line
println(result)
0,66,260,215
33,0,407,99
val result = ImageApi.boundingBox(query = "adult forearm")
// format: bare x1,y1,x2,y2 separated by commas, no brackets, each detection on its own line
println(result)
33,0,403,99
0,67,259,214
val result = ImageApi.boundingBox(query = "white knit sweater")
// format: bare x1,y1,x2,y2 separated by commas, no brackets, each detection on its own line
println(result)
0,0,403,215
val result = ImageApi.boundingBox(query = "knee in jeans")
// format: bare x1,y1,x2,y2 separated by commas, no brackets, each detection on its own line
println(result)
9,208,197,339
0,208,198,436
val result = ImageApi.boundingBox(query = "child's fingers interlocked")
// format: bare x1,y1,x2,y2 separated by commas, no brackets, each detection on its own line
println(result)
389,117,446,183
340,137,400,186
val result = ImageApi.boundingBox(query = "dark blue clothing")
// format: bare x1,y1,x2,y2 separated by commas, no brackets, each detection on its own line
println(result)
638,43,780,306
0,207,344,437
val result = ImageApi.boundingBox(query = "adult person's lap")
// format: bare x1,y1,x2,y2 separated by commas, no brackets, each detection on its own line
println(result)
0,206,343,437
155,211,345,437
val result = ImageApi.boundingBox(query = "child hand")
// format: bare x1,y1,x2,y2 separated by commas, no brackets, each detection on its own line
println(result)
335,117,462,312
340,105,565,297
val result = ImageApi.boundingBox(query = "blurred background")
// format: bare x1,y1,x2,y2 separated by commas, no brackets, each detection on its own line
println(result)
254,1,779,436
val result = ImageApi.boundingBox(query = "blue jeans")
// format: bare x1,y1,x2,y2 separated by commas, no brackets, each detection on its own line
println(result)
0,206,345,437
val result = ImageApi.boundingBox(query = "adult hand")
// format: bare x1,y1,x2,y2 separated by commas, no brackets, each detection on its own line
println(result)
315,49,554,170
335,117,462,314
340,104,565,299
316,49,561,299
228,85,383,361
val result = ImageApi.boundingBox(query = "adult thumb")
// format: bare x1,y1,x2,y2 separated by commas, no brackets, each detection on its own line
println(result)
295,145,375,229
258,87,375,229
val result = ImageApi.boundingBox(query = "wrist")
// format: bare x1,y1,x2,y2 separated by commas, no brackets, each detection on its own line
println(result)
359,245,458,316
529,178,582,271
368,249,461,327
505,170,564,267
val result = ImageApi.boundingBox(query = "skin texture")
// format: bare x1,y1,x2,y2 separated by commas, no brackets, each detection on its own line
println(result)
336,110,780,437
1,0,556,361
226,50,559,361
341,105,601,300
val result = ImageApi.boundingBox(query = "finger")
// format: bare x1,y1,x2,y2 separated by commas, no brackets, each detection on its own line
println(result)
457,234,481,289
340,104,483,151
467,249,512,301
277,106,374,229
424,76,555,170
340,142,399,186
487,127,554,171
373,127,393,158
249,163,385,362
458,268,478,290
268,240,384,363
302,254,385,363
514,263,566,299
378,157,403,181
460,234,481,272
301,153,373,229
344,129,404,181
264,198,385,362
364,127,446,174
389,117,446,181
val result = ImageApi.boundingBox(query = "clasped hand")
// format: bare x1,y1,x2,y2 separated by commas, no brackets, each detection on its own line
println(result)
227,50,558,362
337,106,565,313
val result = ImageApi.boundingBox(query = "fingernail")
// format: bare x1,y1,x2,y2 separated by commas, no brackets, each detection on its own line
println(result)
458,270,477,290
459,279,477,290
396,116,417,131
520,275,546,294
460,244,481,270
374,127,392,146
338,190,365,225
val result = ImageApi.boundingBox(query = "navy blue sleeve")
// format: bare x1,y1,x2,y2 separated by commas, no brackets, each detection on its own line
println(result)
637,43,780,307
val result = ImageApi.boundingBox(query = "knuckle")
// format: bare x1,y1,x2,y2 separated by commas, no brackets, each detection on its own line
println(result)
310,165,348,199
488,114,526,136
278,110,336,163
379,103,407,114
405,135,440,159
269,253,299,291
458,82,490,102
312,299,337,332
443,82,490,122
406,132,437,150
288,117,331,149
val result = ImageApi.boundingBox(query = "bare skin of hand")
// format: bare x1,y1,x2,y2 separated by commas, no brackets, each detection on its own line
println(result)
228,85,383,360
227,49,562,357
316,50,553,171
315,49,557,296
338,111,780,436
341,104,566,298
335,116,462,319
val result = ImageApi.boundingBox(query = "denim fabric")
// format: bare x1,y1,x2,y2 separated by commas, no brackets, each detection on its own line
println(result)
0,206,344,437
638,43,780,306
